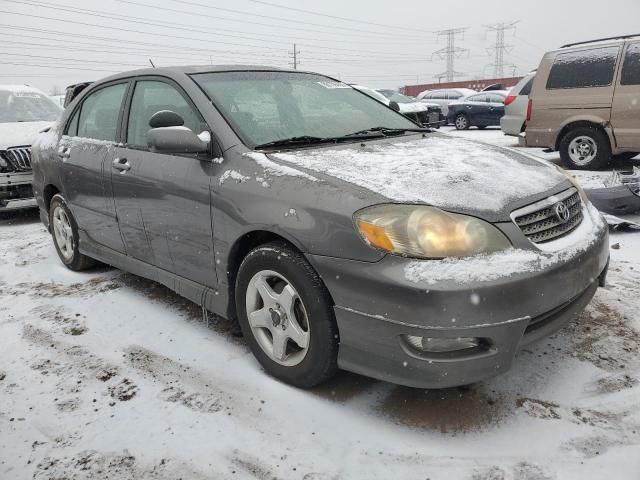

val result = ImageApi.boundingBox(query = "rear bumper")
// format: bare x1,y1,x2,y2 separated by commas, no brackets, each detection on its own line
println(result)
500,115,524,137
585,186,640,215
308,212,609,388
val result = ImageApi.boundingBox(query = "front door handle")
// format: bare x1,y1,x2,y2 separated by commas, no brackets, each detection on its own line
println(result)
112,157,131,173
58,146,70,160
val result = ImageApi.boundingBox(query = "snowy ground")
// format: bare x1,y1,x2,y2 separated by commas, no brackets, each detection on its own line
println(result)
1,127,640,479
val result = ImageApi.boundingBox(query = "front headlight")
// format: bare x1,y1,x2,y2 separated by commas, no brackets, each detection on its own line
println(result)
354,204,511,259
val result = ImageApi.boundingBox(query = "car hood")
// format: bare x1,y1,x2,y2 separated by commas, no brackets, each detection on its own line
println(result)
268,134,569,221
0,121,53,150
398,102,430,113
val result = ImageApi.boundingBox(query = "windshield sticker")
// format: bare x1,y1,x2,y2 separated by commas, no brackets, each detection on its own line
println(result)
317,81,350,89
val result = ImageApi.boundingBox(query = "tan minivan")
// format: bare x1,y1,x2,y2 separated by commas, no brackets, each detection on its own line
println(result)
521,34,640,169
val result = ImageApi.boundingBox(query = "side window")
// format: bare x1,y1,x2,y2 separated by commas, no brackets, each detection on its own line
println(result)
488,94,504,103
423,92,433,99
127,80,205,147
519,77,534,96
621,43,640,86
76,83,127,142
66,108,80,136
448,92,463,100
433,92,446,99
468,94,485,102
546,46,620,89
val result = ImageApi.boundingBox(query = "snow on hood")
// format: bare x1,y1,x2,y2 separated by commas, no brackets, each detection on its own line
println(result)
271,135,567,214
0,121,53,150
398,102,432,114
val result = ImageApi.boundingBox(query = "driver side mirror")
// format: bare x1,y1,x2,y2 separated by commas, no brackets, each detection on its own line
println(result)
389,101,400,112
146,110,210,154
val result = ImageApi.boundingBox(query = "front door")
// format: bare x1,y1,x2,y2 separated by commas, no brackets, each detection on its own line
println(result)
111,78,217,287
612,41,640,149
59,82,129,254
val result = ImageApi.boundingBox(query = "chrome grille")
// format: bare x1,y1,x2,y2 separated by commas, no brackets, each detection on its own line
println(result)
5,147,32,171
512,188,583,243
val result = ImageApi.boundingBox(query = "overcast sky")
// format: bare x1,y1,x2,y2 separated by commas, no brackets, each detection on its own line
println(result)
1,0,639,94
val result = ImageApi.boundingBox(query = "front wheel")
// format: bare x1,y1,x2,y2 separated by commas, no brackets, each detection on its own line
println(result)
455,113,470,130
235,242,338,388
49,194,95,271
559,127,612,170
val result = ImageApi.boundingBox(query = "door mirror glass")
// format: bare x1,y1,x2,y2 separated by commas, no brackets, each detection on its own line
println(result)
147,126,210,154
149,110,185,128
388,100,400,112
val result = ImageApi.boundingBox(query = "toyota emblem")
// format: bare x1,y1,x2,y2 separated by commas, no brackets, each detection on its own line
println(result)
554,202,571,223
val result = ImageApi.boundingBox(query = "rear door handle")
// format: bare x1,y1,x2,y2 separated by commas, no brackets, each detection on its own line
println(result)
112,157,131,173
58,146,70,160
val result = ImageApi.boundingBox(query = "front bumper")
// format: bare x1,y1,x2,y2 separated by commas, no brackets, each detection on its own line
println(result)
308,216,609,389
0,172,36,211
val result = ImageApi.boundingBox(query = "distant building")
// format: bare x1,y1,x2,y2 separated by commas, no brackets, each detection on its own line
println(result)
401,76,523,96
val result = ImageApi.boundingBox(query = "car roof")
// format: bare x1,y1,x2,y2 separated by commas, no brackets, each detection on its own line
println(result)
93,64,311,84
0,84,47,94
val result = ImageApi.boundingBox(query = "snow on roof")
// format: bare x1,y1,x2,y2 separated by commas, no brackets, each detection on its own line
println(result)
272,136,565,213
0,84,46,95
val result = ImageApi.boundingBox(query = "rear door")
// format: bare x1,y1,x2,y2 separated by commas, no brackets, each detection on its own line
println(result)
59,81,129,253
486,93,506,125
612,41,640,149
464,94,486,123
111,77,217,287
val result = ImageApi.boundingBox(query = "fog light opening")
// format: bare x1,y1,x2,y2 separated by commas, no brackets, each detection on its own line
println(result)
404,335,485,353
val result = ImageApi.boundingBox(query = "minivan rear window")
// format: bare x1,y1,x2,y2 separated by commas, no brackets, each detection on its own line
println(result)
621,43,640,86
546,46,620,89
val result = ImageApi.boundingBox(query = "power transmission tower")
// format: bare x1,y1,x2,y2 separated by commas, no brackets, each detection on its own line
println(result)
485,21,518,78
432,28,468,82
288,43,300,70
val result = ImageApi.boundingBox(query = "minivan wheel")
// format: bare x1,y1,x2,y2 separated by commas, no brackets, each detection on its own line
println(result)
559,127,611,170
235,241,338,388
49,194,95,271
455,113,470,130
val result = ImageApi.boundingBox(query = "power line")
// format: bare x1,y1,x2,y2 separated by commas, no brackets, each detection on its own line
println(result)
246,0,429,34
115,0,430,44
432,28,468,82
0,3,432,60
485,21,519,78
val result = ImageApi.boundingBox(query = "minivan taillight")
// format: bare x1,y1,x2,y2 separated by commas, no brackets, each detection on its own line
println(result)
526,99,533,121
504,95,517,106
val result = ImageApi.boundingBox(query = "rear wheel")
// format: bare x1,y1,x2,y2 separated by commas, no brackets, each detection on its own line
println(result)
49,194,95,271
559,126,612,170
235,241,338,388
455,113,470,130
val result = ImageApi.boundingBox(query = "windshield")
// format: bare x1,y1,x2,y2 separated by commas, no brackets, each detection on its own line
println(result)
378,89,416,104
192,71,416,147
0,89,62,123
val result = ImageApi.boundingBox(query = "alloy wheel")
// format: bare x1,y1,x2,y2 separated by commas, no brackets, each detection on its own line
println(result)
245,270,311,366
52,205,74,261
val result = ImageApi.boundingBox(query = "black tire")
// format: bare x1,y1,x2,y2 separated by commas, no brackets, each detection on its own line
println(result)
477,125,487,130
454,113,470,130
49,194,96,271
235,241,338,388
613,152,638,161
559,126,612,170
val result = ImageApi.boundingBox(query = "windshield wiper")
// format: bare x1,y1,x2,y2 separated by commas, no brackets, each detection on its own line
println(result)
344,126,431,137
254,131,388,150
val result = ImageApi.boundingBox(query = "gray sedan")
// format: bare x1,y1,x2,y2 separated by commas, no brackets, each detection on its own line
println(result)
31,66,609,389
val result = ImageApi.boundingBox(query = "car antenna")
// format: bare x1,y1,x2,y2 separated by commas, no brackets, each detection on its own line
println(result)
149,58,156,68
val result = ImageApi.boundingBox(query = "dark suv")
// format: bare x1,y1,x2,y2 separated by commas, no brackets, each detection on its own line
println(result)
32,66,609,389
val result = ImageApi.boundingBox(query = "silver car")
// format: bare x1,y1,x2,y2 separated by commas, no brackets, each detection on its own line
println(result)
416,88,477,110
501,72,535,136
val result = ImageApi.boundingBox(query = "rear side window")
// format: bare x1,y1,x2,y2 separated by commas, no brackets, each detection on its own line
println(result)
447,91,463,100
127,80,204,147
467,94,486,102
487,94,505,103
621,43,640,85
519,77,534,96
76,83,127,142
546,46,620,89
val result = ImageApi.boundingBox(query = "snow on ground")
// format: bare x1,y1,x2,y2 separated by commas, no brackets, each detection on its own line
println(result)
1,128,640,479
